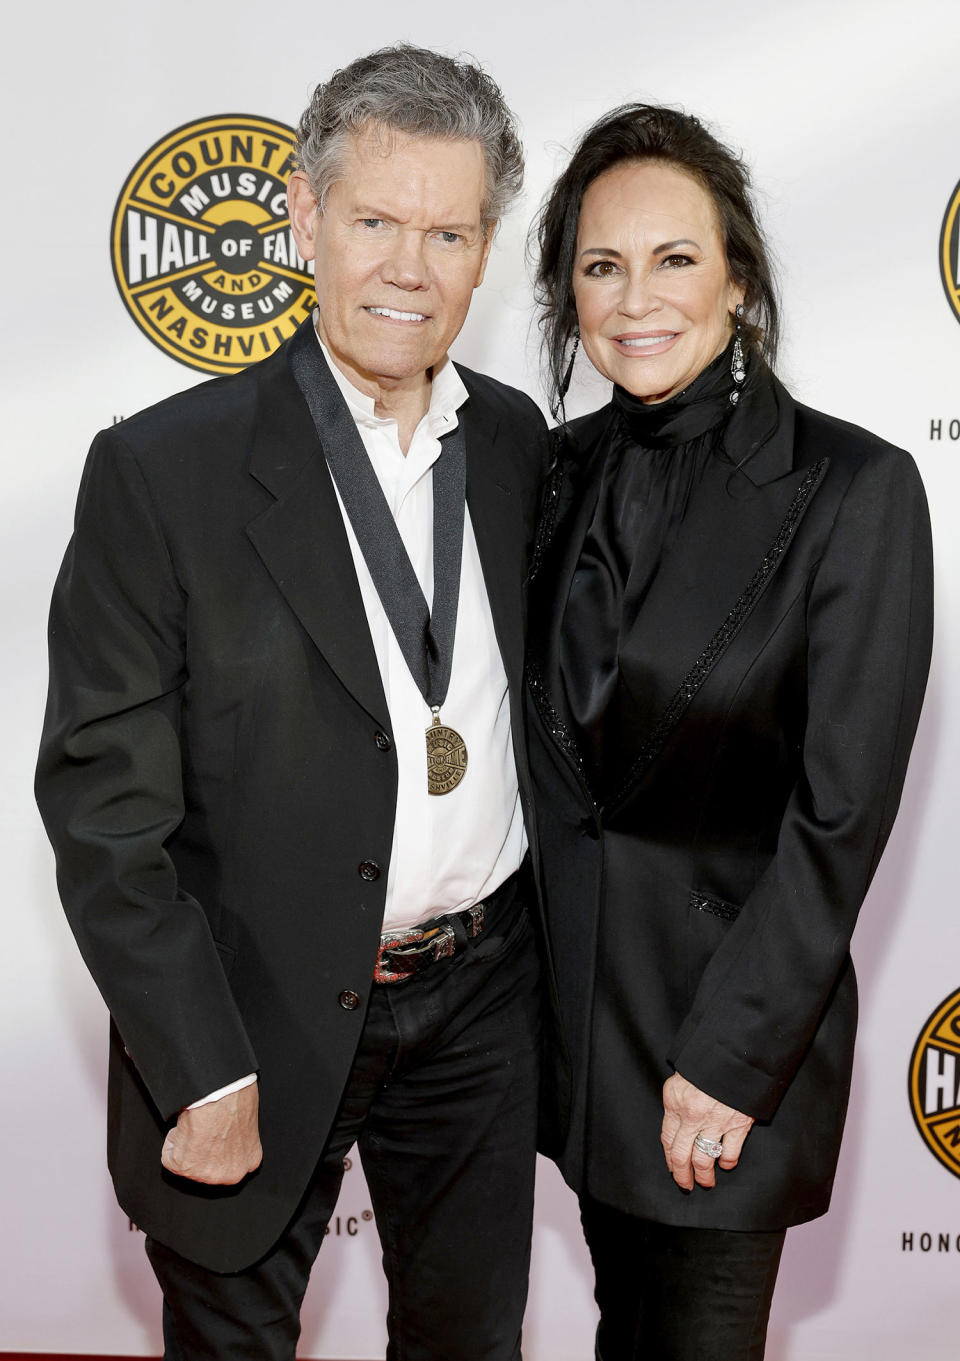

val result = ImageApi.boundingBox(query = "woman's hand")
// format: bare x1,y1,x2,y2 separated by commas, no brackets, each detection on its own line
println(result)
660,1072,754,1190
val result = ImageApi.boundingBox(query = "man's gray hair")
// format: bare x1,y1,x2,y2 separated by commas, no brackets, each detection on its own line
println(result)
295,44,524,228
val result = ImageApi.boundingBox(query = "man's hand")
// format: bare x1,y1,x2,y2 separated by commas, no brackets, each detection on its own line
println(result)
161,1082,262,1185
660,1072,754,1191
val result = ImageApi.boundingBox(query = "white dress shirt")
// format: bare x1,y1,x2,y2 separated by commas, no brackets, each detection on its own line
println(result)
189,332,527,1110
316,332,527,934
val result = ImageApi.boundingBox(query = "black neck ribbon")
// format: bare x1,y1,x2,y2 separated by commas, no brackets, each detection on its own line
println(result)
288,321,466,713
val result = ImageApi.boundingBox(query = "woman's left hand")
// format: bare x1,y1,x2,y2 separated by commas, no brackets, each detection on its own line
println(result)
661,1072,755,1190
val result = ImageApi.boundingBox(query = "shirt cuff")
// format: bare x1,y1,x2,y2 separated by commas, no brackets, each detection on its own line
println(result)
185,1073,257,1110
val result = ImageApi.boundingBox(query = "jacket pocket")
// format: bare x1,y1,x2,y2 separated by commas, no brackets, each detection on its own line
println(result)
685,888,743,1009
688,889,742,923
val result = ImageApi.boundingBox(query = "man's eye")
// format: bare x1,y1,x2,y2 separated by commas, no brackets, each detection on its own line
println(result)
436,231,462,245
361,218,384,229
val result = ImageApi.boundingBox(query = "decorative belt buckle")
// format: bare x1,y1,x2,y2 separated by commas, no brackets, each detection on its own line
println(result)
374,928,422,984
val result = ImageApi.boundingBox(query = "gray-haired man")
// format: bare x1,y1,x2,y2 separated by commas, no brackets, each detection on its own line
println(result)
36,45,550,1360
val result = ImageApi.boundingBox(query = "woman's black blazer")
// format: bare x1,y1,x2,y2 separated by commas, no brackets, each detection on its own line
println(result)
527,372,933,1230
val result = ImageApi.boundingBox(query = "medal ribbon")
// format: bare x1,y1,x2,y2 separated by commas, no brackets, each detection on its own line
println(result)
288,321,466,718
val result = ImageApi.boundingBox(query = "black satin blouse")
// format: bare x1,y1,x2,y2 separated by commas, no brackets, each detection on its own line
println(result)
560,344,738,794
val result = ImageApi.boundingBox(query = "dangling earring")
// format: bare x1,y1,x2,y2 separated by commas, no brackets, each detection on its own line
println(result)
552,327,580,422
729,304,746,406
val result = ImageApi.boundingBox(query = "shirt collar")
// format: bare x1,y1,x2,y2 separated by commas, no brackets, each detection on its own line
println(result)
313,320,468,438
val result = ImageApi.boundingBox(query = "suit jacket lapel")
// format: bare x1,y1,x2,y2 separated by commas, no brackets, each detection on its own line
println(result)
244,345,389,727
607,381,827,808
526,408,615,793
460,376,527,698
528,380,829,811
532,411,613,682
608,460,827,810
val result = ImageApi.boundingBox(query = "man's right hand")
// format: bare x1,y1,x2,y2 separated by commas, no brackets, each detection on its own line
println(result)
161,1082,262,1185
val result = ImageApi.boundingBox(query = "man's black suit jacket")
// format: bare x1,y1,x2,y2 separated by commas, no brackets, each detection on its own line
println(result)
36,334,550,1271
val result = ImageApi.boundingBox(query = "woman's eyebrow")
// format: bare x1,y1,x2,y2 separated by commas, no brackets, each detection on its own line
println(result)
653,238,700,253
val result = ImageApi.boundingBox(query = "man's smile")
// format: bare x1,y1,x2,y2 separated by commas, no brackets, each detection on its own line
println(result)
364,305,429,323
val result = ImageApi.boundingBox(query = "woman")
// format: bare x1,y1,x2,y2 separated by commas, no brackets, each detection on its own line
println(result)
527,105,933,1359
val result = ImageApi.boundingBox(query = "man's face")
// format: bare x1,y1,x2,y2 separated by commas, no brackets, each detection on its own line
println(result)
289,129,493,394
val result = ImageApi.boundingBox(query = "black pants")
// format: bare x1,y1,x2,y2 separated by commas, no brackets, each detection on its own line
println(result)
146,872,540,1361
580,1197,786,1361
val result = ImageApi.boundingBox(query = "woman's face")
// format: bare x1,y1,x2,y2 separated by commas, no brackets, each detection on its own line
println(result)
572,160,745,403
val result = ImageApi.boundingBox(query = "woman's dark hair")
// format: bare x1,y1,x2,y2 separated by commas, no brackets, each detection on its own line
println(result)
533,104,780,413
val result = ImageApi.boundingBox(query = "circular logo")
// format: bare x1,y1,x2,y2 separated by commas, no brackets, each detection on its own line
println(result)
908,987,960,1179
939,178,960,327
111,114,316,374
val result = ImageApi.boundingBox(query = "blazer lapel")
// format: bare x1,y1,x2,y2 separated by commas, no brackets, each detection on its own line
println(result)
461,378,527,698
527,380,829,813
526,408,615,793
244,347,389,727
607,383,827,809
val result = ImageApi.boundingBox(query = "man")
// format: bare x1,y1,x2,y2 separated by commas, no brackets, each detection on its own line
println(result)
36,45,550,1361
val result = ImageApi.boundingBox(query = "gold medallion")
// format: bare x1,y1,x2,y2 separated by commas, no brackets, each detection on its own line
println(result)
426,712,468,796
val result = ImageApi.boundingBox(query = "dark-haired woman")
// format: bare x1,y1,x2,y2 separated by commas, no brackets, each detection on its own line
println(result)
527,106,933,1360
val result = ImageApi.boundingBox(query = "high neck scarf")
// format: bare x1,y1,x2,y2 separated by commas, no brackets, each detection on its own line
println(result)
611,340,737,449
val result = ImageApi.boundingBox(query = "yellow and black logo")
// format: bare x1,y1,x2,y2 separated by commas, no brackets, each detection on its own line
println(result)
940,179,960,328
111,114,315,374
909,988,960,1179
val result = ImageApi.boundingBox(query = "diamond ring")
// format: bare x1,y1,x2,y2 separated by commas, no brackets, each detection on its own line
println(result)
693,1133,724,1159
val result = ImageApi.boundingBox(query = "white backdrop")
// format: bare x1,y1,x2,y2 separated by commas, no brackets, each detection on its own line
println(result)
3,1,960,1356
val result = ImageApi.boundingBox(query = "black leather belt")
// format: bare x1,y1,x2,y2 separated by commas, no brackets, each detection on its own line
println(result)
373,859,529,985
